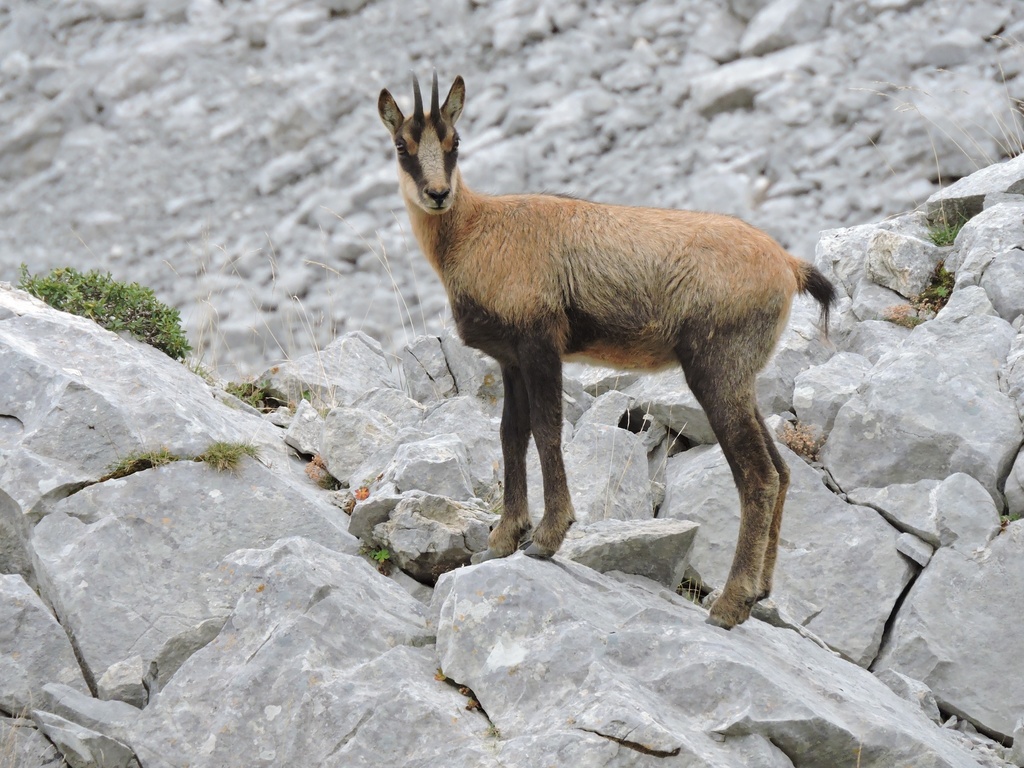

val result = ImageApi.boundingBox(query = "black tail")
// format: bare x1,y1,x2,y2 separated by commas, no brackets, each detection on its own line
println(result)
798,263,837,338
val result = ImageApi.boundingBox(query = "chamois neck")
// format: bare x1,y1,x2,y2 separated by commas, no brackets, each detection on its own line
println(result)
404,170,480,274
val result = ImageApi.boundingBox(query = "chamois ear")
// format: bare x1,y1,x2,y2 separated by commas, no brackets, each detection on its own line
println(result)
441,76,465,125
378,89,403,137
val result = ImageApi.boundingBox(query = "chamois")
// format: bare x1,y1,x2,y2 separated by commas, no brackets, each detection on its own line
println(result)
378,73,836,629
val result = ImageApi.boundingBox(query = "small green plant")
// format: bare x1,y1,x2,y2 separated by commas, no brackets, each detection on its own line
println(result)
195,441,260,471
102,448,180,481
19,265,191,360
485,724,502,739
928,213,969,247
224,380,281,412
1000,513,1022,533
913,261,955,314
360,545,392,575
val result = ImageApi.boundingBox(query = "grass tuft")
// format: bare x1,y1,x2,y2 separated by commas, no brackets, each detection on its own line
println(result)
102,448,180,481
195,441,260,471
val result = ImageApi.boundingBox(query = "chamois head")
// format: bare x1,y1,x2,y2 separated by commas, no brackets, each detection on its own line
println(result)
378,72,465,215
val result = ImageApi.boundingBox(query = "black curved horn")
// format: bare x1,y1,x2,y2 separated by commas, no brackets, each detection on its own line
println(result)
411,72,424,122
430,69,440,119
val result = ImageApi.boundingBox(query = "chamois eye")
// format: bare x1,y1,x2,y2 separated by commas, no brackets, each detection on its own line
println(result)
395,140,407,156
452,135,460,150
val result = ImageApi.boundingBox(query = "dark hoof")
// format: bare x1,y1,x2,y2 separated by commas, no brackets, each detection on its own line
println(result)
705,614,734,630
470,548,509,564
523,542,556,559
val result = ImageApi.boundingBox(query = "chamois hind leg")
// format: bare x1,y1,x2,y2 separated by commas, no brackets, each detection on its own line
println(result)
688,376,779,629
520,342,575,558
756,414,790,601
472,364,532,563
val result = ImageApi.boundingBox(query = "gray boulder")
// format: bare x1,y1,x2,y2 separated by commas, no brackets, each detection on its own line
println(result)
31,709,140,768
623,370,714,444
320,406,397,487
874,521,1024,741
383,434,476,501
39,683,140,747
419,396,502,496
792,351,872,435
373,494,496,585
947,202,1024,322
1,573,89,714
847,473,1001,554
130,537,499,767
401,335,457,403
689,43,817,116
661,443,914,666
440,329,503,408
282,398,323,456
739,0,832,57
875,669,942,724
256,331,399,411
559,518,699,589
0,716,62,767
822,298,1021,508
1004,330,1024,420
864,227,944,298
0,286,291,578
433,554,984,766
840,319,911,363
1006,449,1024,521
30,460,358,705
562,423,653,525
926,153,1024,225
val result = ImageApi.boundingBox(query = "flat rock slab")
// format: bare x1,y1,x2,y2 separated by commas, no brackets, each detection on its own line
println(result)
560,517,699,589
129,537,499,767
661,443,914,666
874,520,1024,741
0,573,89,714
433,555,983,767
0,286,294,574
30,460,359,703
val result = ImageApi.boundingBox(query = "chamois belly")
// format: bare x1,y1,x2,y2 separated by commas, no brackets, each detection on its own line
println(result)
563,302,678,372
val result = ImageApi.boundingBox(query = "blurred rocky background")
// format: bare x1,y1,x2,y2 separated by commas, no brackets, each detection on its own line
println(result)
1,0,1021,376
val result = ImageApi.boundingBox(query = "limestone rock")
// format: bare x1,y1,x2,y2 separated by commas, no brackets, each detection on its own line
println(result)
874,521,1024,741
661,443,914,666
926,153,1024,226
30,460,358,701
129,537,497,767
282,398,323,456
847,473,1001,553
31,709,140,768
792,351,872,435
321,406,397,487
865,228,944,298
401,335,457,404
0,574,89,714
559,518,699,589
433,554,984,766
689,43,817,116
373,494,496,585
256,332,399,412
384,434,476,500
739,0,833,57
562,423,653,525
623,370,714,444
822,307,1021,508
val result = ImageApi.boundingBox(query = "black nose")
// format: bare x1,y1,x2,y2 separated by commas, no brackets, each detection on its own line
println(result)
426,188,450,206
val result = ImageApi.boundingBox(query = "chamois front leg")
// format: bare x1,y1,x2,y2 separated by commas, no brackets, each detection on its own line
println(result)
520,342,575,558
472,365,532,564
